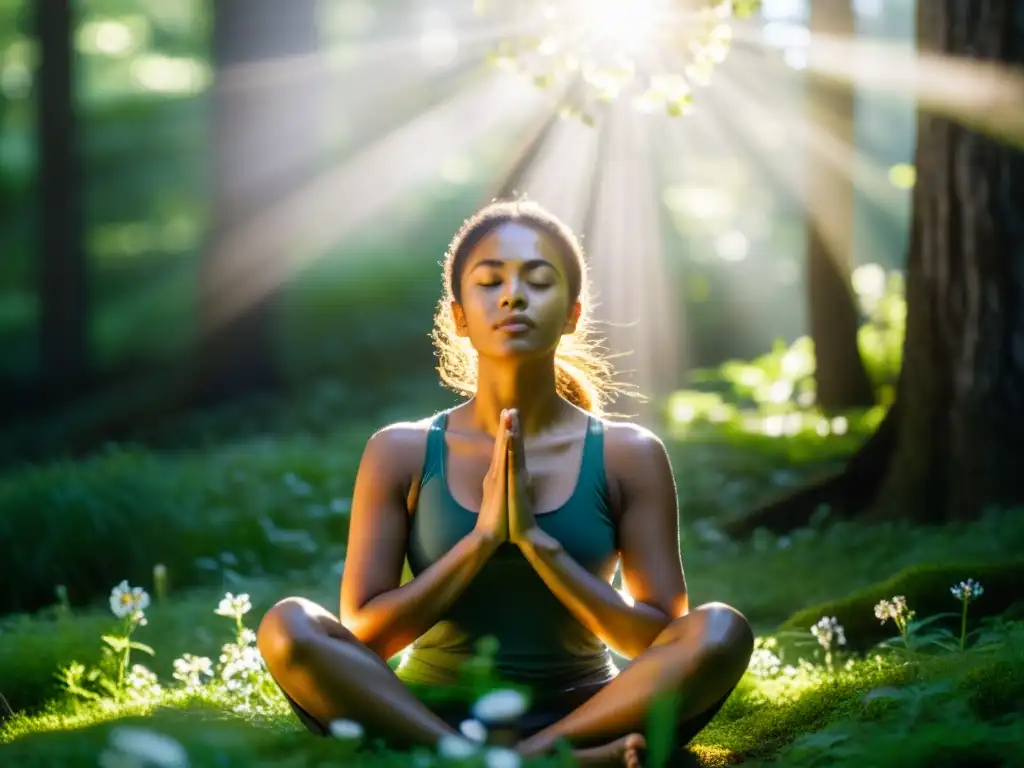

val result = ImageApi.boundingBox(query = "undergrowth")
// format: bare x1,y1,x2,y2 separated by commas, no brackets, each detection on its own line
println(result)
2,567,1021,768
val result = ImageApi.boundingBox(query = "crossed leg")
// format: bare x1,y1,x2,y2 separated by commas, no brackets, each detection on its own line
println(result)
257,599,753,762
515,602,754,761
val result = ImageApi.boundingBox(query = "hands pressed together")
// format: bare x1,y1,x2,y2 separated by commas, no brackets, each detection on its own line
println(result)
474,408,539,550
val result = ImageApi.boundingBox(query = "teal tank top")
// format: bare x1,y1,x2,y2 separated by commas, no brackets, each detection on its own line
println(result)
397,409,619,695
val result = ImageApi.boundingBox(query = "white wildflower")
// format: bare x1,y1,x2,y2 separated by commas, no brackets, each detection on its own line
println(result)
437,734,478,760
106,726,189,768
810,616,847,651
328,718,365,743
874,595,915,630
238,628,257,646
125,664,163,697
459,718,488,743
950,579,984,602
748,647,782,679
472,689,528,725
109,581,151,622
485,747,522,768
215,592,252,619
172,654,213,689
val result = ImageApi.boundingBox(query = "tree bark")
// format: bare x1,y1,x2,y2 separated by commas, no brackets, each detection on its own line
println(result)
193,0,323,403
36,0,88,390
806,0,876,412
872,0,1024,523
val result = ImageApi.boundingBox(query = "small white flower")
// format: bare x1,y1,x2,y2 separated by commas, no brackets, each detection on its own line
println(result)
109,581,151,621
811,616,847,651
876,596,914,626
172,654,213,689
472,689,528,725
484,747,522,768
328,718,365,743
125,664,162,697
107,726,189,768
437,734,478,760
239,628,257,646
459,718,488,743
874,599,893,622
951,579,984,602
748,647,782,679
215,592,252,618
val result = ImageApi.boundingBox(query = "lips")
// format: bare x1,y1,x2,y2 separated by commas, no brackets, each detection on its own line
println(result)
495,315,534,332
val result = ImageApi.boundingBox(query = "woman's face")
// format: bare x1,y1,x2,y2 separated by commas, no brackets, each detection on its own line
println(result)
452,221,580,360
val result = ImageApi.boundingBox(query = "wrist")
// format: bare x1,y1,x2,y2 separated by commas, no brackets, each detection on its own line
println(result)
516,526,560,557
468,528,503,559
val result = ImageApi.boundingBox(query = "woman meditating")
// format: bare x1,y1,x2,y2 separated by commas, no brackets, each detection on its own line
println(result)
257,200,754,764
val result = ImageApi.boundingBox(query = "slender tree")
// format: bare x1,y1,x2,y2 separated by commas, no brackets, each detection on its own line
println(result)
805,0,876,412
36,0,88,391
194,0,322,402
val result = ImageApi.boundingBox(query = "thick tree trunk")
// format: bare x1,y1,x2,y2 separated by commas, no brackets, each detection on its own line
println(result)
806,0,876,412
36,0,88,390
193,0,323,403
872,0,1024,522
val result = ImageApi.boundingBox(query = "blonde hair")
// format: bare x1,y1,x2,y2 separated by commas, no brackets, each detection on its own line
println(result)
432,199,626,416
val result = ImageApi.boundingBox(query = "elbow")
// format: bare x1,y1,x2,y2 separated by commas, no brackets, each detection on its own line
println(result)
342,605,410,661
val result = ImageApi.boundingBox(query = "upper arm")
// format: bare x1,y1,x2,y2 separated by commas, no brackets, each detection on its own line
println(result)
339,423,426,625
610,425,688,619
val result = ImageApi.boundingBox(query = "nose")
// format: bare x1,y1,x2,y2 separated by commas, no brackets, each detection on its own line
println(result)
499,278,526,310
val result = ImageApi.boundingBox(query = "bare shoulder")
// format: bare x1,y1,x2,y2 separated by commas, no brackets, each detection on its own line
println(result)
601,419,670,466
359,415,437,488
599,419,676,498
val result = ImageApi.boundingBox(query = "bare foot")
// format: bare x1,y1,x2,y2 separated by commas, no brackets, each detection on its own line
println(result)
573,733,647,767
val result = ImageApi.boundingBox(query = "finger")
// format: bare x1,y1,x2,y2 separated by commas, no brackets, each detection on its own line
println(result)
510,410,526,473
505,409,518,476
489,409,510,475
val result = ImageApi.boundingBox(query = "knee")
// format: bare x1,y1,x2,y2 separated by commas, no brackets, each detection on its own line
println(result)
256,597,332,670
694,602,754,664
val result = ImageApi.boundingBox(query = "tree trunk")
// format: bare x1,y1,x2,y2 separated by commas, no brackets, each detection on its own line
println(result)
36,0,88,390
193,0,323,403
871,0,1024,523
806,0,876,412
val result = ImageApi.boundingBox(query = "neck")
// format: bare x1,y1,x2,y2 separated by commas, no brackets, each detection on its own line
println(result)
471,356,563,436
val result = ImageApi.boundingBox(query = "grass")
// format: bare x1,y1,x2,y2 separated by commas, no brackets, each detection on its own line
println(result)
2,508,1023,766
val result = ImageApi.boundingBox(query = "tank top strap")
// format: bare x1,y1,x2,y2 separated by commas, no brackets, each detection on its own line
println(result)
419,408,450,486
578,415,608,490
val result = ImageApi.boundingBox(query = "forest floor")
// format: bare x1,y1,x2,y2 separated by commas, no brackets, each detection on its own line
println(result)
2,386,1022,767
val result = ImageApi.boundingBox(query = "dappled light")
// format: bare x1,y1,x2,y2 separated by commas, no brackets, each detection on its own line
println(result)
3,0,1024,765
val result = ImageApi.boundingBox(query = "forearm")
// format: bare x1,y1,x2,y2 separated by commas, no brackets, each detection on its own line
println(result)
518,528,673,659
345,531,498,659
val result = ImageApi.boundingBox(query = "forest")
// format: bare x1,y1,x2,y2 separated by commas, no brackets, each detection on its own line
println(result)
1,1,1022,766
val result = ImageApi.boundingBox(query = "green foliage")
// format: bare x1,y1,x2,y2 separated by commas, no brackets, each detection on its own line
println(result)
665,263,905,443
0,428,373,617
779,559,1024,652
684,508,1024,629
476,0,762,121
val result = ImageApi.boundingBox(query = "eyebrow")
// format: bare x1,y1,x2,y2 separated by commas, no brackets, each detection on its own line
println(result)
470,258,561,274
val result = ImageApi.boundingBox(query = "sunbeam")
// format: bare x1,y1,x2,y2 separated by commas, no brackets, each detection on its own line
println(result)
201,71,548,337
583,101,682,420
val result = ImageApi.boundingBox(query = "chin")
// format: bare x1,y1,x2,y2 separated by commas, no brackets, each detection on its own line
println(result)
483,338,556,360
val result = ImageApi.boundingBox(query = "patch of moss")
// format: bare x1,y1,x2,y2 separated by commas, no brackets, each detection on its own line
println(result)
778,560,1024,651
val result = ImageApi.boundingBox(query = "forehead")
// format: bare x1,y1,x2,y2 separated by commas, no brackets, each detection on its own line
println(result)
465,221,565,269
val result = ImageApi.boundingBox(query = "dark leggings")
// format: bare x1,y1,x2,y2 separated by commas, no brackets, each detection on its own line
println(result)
283,680,734,749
